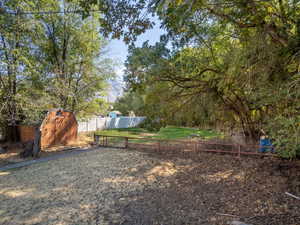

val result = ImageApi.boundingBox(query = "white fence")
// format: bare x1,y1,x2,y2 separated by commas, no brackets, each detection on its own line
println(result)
78,117,146,132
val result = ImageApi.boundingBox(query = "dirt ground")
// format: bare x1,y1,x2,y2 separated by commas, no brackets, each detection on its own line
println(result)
0,133,93,167
0,148,299,225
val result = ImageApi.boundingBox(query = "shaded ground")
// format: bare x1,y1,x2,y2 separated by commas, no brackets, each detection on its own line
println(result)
0,148,299,225
0,133,93,167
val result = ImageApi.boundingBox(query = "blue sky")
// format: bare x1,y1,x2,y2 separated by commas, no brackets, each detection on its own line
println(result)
107,19,165,68
106,18,166,101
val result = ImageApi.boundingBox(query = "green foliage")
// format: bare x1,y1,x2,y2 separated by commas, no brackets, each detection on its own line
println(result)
115,0,300,158
76,0,154,44
0,0,114,140
139,117,164,132
268,116,300,159
113,91,145,116
0,0,42,140
32,0,114,114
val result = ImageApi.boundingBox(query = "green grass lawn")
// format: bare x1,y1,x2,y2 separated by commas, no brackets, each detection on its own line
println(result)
95,126,220,140
153,126,220,139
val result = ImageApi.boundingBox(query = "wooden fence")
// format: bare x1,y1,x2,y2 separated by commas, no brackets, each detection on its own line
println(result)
94,134,275,158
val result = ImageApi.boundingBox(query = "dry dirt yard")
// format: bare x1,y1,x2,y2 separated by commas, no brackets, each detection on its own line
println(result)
0,148,299,225
0,133,94,168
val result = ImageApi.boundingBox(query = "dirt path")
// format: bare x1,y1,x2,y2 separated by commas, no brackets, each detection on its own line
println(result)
0,148,299,225
0,147,101,172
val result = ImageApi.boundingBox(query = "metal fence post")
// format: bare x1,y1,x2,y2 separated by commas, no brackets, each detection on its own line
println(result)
94,134,100,145
157,141,161,153
125,137,128,148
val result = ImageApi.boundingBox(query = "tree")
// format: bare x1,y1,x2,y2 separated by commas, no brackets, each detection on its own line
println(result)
75,0,154,44
120,0,300,156
0,0,39,141
0,0,114,141
32,0,114,114
113,91,145,116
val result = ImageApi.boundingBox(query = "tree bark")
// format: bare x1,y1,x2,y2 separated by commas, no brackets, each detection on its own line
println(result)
32,127,41,158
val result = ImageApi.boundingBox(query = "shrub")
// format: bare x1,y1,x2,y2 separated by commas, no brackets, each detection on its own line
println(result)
268,115,300,159
140,118,164,132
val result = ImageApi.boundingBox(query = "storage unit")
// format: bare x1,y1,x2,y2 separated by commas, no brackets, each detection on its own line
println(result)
18,109,78,149
18,125,37,142
40,109,78,149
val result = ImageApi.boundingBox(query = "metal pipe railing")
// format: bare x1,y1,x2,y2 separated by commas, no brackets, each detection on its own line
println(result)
94,134,276,157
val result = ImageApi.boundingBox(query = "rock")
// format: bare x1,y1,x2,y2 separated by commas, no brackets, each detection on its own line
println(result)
228,221,253,225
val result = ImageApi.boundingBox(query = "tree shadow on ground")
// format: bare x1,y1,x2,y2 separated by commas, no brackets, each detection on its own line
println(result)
0,148,299,225
111,149,300,225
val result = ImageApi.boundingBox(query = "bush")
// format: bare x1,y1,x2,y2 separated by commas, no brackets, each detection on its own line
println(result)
140,118,164,132
268,115,300,159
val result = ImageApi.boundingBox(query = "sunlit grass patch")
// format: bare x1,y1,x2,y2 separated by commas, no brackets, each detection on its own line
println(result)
95,126,221,141
95,128,151,138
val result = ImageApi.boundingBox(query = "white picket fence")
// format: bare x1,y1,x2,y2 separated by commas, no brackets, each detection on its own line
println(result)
78,117,146,132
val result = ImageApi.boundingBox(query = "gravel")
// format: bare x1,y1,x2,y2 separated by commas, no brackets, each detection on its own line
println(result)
0,149,173,225
0,148,299,225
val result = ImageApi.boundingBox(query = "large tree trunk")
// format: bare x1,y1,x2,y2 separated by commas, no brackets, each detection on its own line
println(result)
32,127,41,158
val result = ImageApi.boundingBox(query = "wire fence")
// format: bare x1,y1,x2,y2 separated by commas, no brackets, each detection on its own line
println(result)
94,134,275,158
